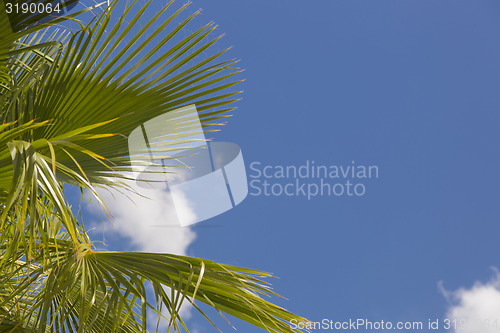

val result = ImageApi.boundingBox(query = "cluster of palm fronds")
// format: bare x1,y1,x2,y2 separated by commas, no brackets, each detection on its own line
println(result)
0,0,305,331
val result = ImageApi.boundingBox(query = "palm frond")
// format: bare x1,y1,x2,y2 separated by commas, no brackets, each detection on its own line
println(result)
0,0,308,332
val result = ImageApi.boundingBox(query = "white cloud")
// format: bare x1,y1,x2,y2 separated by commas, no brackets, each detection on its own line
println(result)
441,269,500,333
90,180,196,255
87,179,197,325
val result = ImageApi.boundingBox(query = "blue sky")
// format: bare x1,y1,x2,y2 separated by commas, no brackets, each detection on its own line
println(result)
69,0,500,332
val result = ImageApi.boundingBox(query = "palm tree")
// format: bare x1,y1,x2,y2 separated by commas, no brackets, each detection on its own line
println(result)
0,0,306,331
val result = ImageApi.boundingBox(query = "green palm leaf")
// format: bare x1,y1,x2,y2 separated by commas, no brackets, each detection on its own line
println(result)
0,1,308,332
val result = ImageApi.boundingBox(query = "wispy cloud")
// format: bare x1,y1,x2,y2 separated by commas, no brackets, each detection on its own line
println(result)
441,269,500,333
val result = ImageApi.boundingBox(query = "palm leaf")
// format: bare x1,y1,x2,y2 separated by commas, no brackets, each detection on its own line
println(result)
17,0,243,186
0,0,308,331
